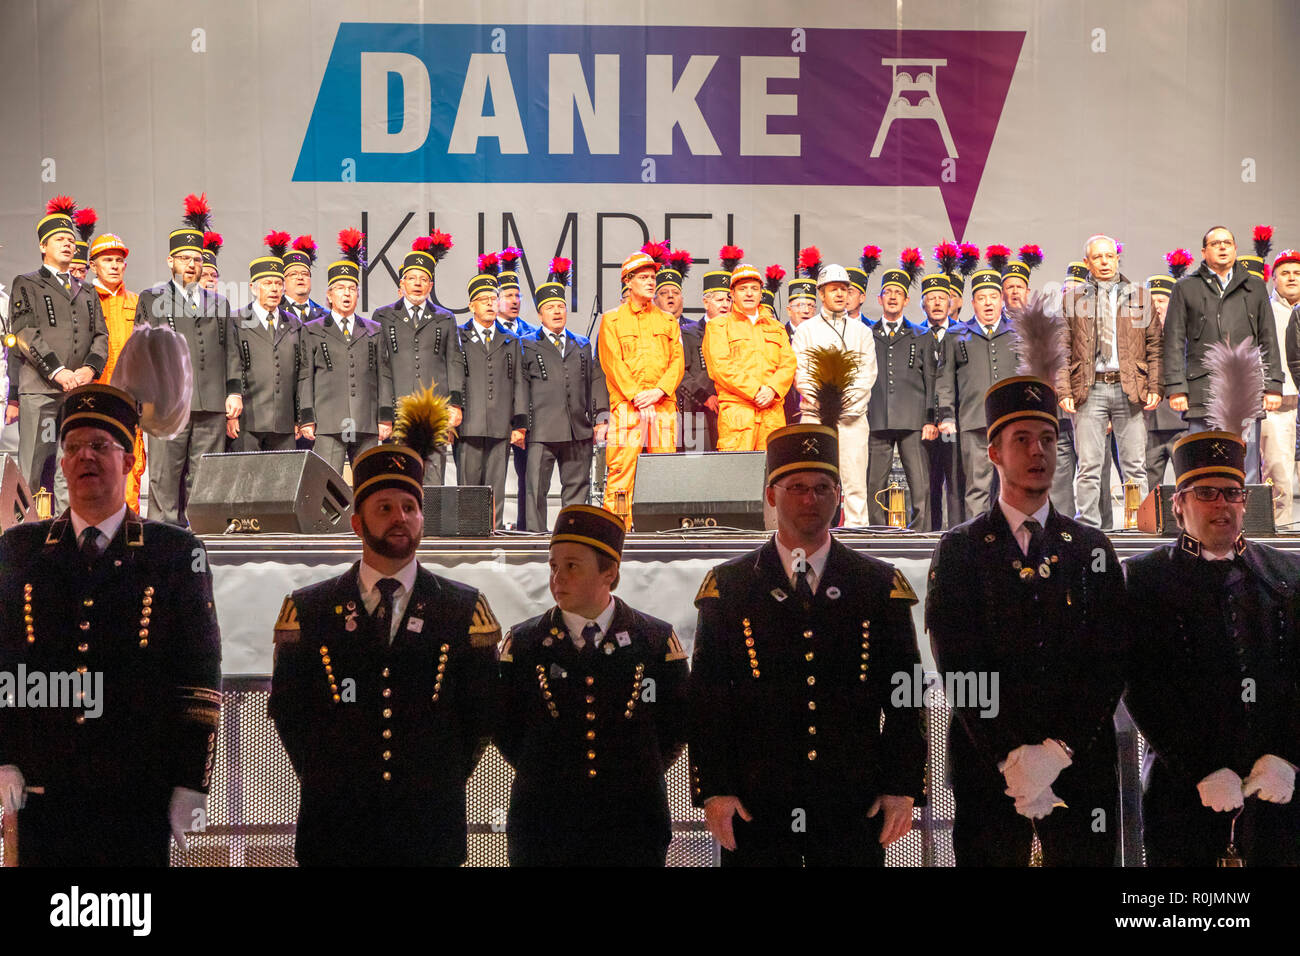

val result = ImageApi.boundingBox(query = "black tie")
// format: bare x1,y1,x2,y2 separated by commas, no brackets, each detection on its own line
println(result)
482,328,493,348
411,306,421,324
551,332,564,355
79,526,103,563
57,272,72,294
580,621,600,655
1022,518,1045,560
374,577,401,640
793,567,815,604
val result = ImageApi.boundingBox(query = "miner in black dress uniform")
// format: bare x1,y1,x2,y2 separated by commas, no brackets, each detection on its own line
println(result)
229,241,303,451
688,423,927,866
268,438,499,866
1124,356,1300,866
496,504,688,865
926,330,1128,866
0,382,222,866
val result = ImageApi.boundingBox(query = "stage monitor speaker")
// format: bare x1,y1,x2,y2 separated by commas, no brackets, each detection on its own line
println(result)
188,450,353,534
631,451,767,531
1135,483,1275,536
0,454,36,531
423,485,493,537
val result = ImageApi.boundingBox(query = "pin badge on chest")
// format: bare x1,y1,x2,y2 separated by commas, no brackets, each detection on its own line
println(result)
615,631,631,647
826,586,841,600
1038,562,1051,579
345,616,358,632
771,588,788,602
603,643,615,655
542,636,554,647
1019,567,1036,581
407,617,424,633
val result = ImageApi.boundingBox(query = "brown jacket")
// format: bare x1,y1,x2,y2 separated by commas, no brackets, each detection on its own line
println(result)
1058,274,1162,407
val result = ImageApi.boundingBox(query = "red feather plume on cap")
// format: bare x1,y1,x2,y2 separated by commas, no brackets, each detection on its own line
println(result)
764,264,786,295
73,208,98,243
427,230,454,262
1017,244,1044,270
548,257,572,286
498,246,522,267
668,248,693,278
958,243,981,276
900,247,924,286
410,236,434,253
933,241,959,274
202,231,223,254
477,252,500,275
183,193,212,232
336,228,365,265
720,245,745,272
641,241,671,267
45,195,77,216
292,235,318,265
797,246,822,281
860,245,882,275
985,244,1011,272
1254,225,1273,258
264,231,291,258
1165,248,1194,280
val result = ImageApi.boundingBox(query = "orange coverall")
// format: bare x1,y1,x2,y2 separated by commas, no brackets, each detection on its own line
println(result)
702,308,797,450
596,298,684,518
95,282,147,512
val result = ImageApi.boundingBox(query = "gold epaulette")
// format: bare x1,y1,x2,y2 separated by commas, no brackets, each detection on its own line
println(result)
469,593,501,647
665,631,687,662
695,569,720,603
890,568,919,604
273,595,300,645
499,629,514,663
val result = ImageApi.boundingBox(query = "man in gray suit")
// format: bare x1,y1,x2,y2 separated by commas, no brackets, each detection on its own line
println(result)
230,249,303,452
6,200,109,510
298,230,394,476
459,271,526,529
373,234,464,484
935,268,1021,517
520,260,608,531
132,196,242,525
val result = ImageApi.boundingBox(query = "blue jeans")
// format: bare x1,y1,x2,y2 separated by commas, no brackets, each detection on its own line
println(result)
1074,381,1148,529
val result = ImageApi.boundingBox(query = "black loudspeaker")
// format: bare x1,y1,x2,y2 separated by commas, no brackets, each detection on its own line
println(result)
631,451,767,531
0,454,36,531
188,451,353,534
422,485,493,536
1137,484,1276,536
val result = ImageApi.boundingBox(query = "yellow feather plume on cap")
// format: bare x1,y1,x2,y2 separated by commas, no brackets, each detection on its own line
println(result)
804,345,861,429
393,385,454,461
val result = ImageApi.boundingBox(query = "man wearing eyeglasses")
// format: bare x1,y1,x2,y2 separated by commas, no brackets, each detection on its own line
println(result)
1123,428,1300,865
0,384,222,865
688,423,926,865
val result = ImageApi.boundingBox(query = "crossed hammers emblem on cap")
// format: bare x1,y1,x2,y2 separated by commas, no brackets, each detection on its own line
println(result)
1211,442,1226,459
802,438,820,454
389,456,405,470
1024,385,1041,402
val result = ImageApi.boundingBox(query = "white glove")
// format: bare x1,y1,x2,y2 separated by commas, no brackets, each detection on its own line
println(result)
1196,768,1245,813
0,765,25,813
1015,786,1066,820
1000,739,1073,800
168,787,208,850
1242,755,1296,804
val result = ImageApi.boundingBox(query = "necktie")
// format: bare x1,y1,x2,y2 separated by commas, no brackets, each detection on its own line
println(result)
888,324,897,338
1021,517,1045,560
57,272,71,294
482,328,493,348
580,621,600,655
343,319,351,339
79,526,103,563
411,306,421,325
267,312,275,332
793,567,815,604
551,332,564,355
374,577,402,641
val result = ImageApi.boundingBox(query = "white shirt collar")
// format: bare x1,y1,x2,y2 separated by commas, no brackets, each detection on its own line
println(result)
743,310,760,325
774,534,832,590
69,504,128,549
403,297,425,315
358,557,418,600
44,263,69,280
252,302,272,324
561,596,616,649
331,310,353,330
999,496,1051,553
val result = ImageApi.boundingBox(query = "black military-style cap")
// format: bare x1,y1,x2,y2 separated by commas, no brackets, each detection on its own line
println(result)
984,376,1060,441
1065,261,1088,282
921,273,950,295
57,384,140,451
1238,255,1265,280
1172,431,1246,489
249,256,284,282
351,444,425,509
701,269,731,294
468,272,499,302
787,278,817,302
656,268,683,291
1001,262,1031,284
766,423,839,486
1146,275,1175,296
845,267,869,294
969,269,1002,294
551,504,626,562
